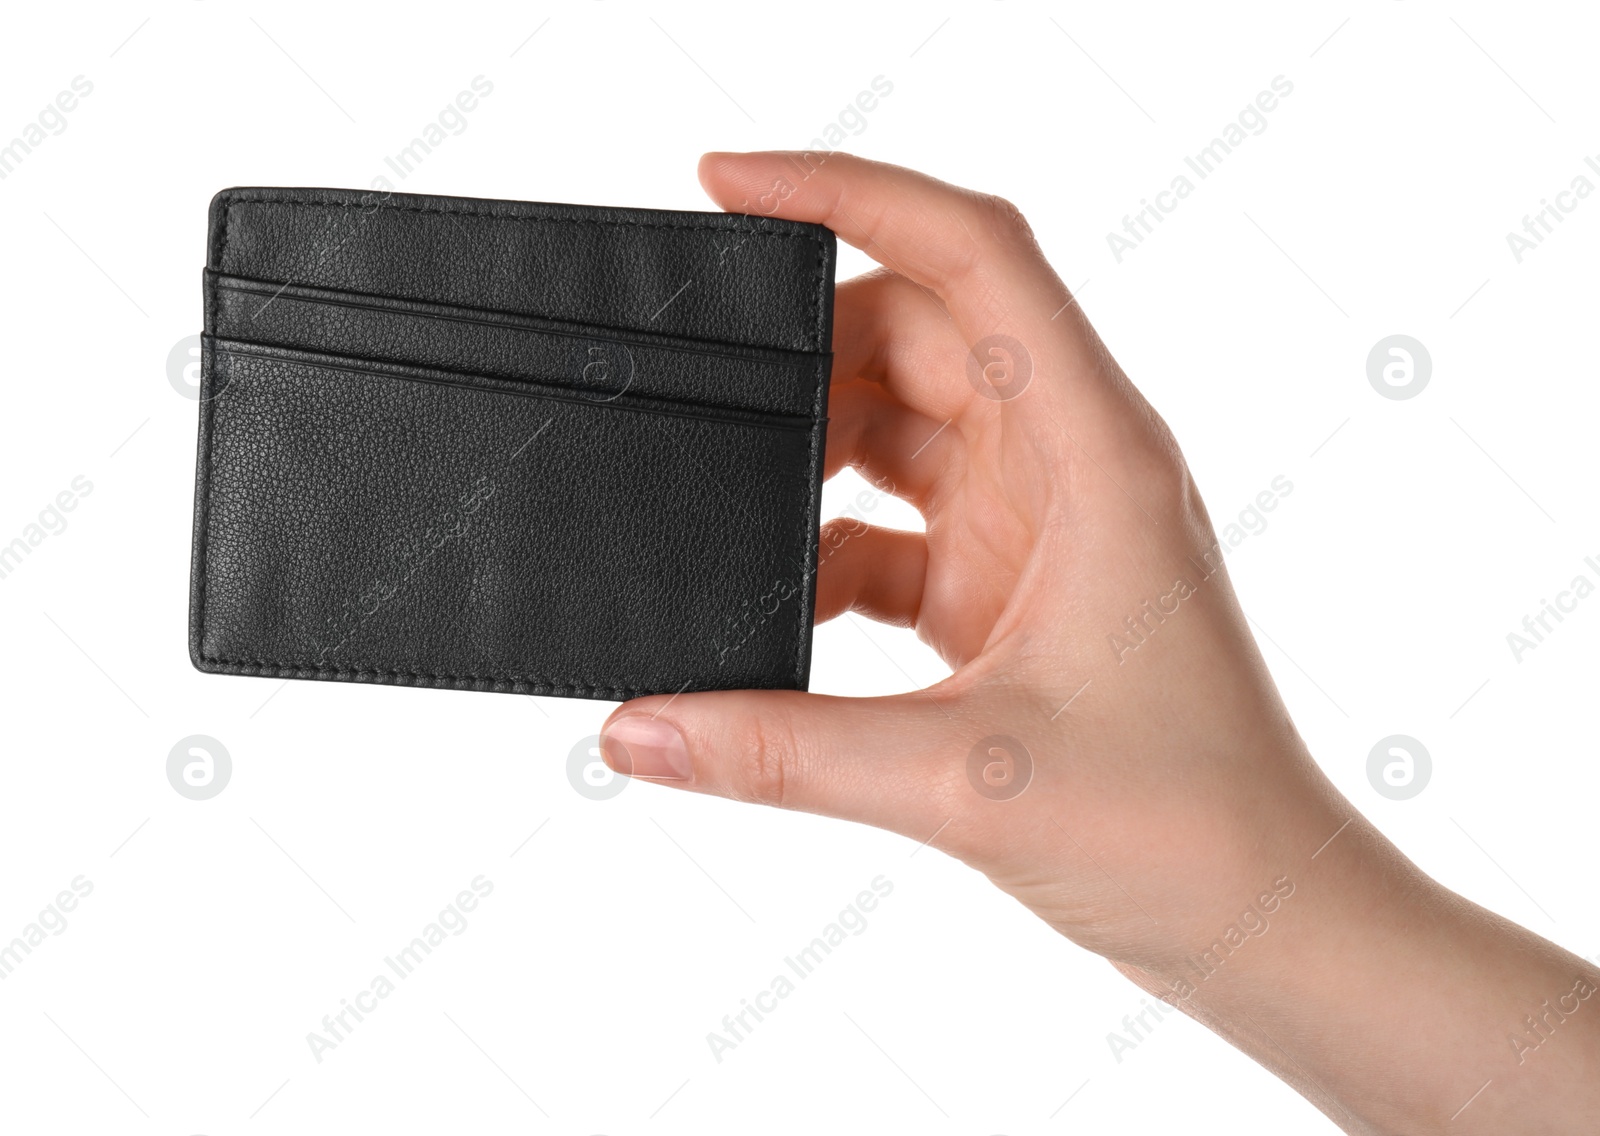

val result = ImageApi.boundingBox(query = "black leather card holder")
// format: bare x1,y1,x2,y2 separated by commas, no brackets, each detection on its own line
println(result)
188,188,835,700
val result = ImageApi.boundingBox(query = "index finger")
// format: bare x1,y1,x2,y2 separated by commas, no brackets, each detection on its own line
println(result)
698,150,1067,350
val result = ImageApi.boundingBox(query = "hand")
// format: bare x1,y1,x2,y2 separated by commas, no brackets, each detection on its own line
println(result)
599,152,1600,1133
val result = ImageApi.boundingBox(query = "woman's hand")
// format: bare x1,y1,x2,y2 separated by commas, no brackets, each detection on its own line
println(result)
599,152,1600,1134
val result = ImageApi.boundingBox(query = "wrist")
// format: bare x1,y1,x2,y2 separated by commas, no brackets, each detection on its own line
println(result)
1131,811,1600,1132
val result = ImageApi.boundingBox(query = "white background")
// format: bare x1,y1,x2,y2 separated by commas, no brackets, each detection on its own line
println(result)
1,2,1597,1132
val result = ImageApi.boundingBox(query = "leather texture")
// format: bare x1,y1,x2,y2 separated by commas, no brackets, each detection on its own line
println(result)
188,187,836,700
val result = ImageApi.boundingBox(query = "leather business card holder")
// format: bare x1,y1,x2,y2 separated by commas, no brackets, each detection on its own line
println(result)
188,187,835,700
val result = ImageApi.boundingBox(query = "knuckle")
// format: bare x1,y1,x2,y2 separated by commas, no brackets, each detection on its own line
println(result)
1073,403,1197,525
730,713,795,808
940,190,1043,294
820,515,872,549
1123,422,1185,489
979,192,1037,247
1140,442,1205,528
944,192,1041,290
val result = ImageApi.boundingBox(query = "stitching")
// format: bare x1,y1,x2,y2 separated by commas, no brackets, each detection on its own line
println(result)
222,197,828,352
815,229,829,358
194,273,221,672
794,233,833,685
199,193,830,696
796,365,823,687
197,655,661,700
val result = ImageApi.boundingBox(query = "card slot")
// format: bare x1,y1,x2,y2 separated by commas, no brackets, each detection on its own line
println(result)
208,189,834,355
191,345,821,698
209,272,826,421
209,339,819,434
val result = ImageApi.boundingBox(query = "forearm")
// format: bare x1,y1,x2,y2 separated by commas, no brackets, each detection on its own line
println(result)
1127,811,1600,1133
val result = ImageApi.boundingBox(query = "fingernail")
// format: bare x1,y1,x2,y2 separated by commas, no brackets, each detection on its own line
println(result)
602,715,691,780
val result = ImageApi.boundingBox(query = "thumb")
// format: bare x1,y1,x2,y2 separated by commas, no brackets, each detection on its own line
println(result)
599,690,964,841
